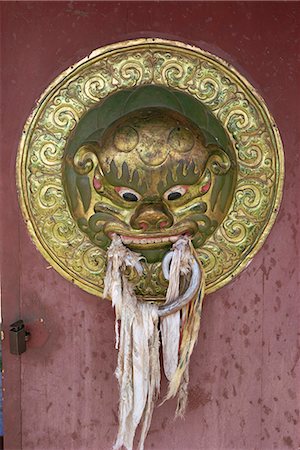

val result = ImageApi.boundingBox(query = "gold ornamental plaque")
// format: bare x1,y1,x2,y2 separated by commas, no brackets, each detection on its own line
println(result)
17,39,284,299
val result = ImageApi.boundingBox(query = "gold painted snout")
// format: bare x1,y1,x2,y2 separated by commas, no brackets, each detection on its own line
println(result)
130,202,173,231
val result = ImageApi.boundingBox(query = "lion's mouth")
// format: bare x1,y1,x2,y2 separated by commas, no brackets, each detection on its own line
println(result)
105,221,198,250
106,229,194,249
120,233,184,246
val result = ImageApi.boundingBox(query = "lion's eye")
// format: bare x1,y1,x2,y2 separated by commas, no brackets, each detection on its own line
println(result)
115,187,141,202
168,192,182,201
164,186,188,201
123,192,139,202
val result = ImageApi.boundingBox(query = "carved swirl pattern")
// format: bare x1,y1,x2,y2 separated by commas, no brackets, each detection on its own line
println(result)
17,39,283,298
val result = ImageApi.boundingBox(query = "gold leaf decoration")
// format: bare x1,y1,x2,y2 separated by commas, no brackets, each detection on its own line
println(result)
17,39,284,299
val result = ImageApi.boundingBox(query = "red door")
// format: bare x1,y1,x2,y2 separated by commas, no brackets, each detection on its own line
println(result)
1,2,299,449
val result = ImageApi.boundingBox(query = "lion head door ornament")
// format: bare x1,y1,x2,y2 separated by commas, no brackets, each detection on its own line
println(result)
17,39,283,449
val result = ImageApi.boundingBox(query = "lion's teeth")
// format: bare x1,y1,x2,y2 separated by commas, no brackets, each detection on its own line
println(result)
122,236,132,244
121,235,183,245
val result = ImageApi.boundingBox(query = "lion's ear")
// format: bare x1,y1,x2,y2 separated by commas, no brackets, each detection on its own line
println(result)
206,149,233,213
206,149,231,176
65,143,101,214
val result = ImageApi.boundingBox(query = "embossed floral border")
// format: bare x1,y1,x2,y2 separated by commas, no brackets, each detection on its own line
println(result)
16,39,284,298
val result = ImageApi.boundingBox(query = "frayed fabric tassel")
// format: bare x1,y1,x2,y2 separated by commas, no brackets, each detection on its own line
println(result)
165,245,205,417
160,237,192,381
104,234,205,449
158,237,205,417
104,235,160,450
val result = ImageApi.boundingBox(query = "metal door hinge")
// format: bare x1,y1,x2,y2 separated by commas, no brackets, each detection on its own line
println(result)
9,320,30,355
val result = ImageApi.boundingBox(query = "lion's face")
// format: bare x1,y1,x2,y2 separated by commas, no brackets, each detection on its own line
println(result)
65,108,235,263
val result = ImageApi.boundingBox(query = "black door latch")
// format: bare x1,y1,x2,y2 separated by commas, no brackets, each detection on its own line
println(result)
9,320,30,355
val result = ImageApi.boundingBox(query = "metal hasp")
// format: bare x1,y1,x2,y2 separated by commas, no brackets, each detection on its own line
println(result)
9,320,30,355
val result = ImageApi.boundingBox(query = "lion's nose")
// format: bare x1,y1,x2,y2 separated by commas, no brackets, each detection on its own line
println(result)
131,203,173,231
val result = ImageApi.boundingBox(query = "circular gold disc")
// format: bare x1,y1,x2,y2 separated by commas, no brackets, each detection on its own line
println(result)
16,38,284,298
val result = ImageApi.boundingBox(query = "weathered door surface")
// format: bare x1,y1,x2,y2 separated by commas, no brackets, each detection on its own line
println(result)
1,2,299,449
